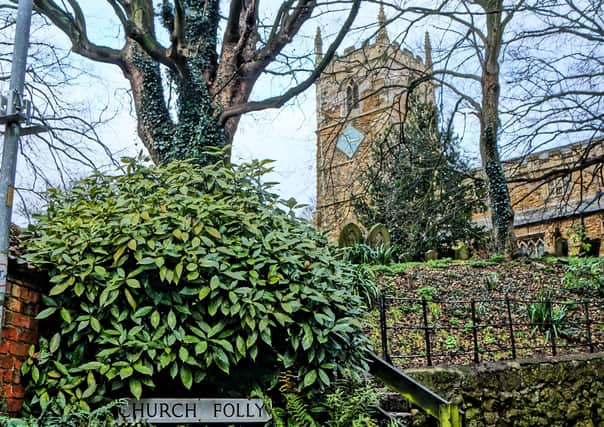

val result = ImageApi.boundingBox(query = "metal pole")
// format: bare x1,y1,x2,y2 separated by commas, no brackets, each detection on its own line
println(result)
546,300,557,356
421,298,432,366
470,300,480,364
379,294,391,364
505,297,516,360
0,0,34,331
583,301,594,353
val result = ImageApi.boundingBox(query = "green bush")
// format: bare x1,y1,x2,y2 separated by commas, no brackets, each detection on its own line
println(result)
23,158,371,414
0,399,128,426
526,292,567,341
562,257,604,296
342,243,397,265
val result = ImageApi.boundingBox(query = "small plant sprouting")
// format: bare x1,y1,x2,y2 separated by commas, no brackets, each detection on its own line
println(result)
526,292,568,341
444,335,459,352
484,272,500,290
417,286,438,301
562,257,604,296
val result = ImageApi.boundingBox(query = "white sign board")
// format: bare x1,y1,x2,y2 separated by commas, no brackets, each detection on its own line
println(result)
119,398,271,424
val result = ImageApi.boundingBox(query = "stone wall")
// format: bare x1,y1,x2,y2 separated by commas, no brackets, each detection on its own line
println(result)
0,261,45,415
406,353,604,426
314,23,433,242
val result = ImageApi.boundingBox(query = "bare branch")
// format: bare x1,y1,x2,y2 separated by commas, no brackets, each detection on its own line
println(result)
220,0,361,121
32,0,125,67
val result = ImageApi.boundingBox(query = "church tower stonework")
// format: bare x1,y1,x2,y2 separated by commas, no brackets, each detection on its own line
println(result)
314,9,434,241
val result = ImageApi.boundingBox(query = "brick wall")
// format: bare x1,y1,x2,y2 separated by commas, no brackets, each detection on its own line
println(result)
473,141,604,256
0,260,45,415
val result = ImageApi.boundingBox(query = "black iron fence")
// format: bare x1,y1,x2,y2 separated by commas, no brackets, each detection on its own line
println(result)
378,294,604,367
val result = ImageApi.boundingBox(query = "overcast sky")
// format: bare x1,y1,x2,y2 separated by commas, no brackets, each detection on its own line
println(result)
16,1,424,215
1,1,486,224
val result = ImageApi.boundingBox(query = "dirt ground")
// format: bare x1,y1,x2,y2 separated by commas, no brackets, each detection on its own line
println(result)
369,258,604,368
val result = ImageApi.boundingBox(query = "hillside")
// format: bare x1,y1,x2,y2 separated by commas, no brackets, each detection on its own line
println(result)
368,258,604,367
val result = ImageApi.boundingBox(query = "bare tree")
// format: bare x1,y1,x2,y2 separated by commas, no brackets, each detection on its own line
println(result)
378,0,602,257
503,0,603,175
379,0,521,256
27,0,361,166
1,7,120,222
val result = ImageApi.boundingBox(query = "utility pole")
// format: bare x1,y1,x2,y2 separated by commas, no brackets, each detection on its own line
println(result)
0,0,36,331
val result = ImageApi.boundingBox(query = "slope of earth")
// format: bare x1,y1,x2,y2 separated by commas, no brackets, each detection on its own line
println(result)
367,258,604,368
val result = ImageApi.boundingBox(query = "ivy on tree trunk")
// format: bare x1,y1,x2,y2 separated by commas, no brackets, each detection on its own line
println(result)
32,0,361,166
478,0,517,258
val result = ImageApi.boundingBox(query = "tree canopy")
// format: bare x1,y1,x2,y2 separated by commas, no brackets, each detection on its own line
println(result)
355,94,482,259
29,0,360,165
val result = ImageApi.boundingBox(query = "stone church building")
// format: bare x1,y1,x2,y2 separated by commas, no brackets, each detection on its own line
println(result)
313,8,604,256
313,6,434,241
473,141,604,257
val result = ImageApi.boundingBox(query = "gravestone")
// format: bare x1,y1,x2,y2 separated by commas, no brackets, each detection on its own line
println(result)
338,223,364,247
425,250,438,261
453,241,469,260
367,224,391,249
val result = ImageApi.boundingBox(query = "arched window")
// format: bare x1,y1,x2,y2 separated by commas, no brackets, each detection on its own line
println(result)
346,82,359,113
537,239,545,257
527,242,535,257
518,242,527,256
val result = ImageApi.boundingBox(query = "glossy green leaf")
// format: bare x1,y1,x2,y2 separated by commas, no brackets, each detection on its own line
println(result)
303,370,317,388
180,365,193,389
36,307,57,320
167,310,177,329
151,311,160,328
49,333,60,353
129,378,142,399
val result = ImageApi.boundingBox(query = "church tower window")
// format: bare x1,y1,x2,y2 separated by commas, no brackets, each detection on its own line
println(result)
346,82,359,113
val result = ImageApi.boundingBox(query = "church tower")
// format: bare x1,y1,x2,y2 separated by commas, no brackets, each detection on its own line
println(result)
314,8,434,241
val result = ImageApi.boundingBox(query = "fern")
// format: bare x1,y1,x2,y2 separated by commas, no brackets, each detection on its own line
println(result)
268,371,319,427
316,376,381,427
0,399,131,427
262,372,384,427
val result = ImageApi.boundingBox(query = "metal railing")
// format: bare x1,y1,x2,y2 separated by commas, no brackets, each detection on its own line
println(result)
378,294,604,367
368,353,464,427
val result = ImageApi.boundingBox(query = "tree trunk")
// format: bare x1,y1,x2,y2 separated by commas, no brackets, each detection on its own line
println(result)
121,0,228,167
123,42,174,165
480,0,517,258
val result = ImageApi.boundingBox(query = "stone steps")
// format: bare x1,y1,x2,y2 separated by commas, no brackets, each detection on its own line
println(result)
377,391,439,427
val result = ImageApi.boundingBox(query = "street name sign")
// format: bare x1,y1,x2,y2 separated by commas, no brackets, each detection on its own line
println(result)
119,398,271,424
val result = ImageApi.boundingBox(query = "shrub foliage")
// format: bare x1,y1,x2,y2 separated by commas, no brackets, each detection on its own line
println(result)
24,158,370,413
354,94,483,259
